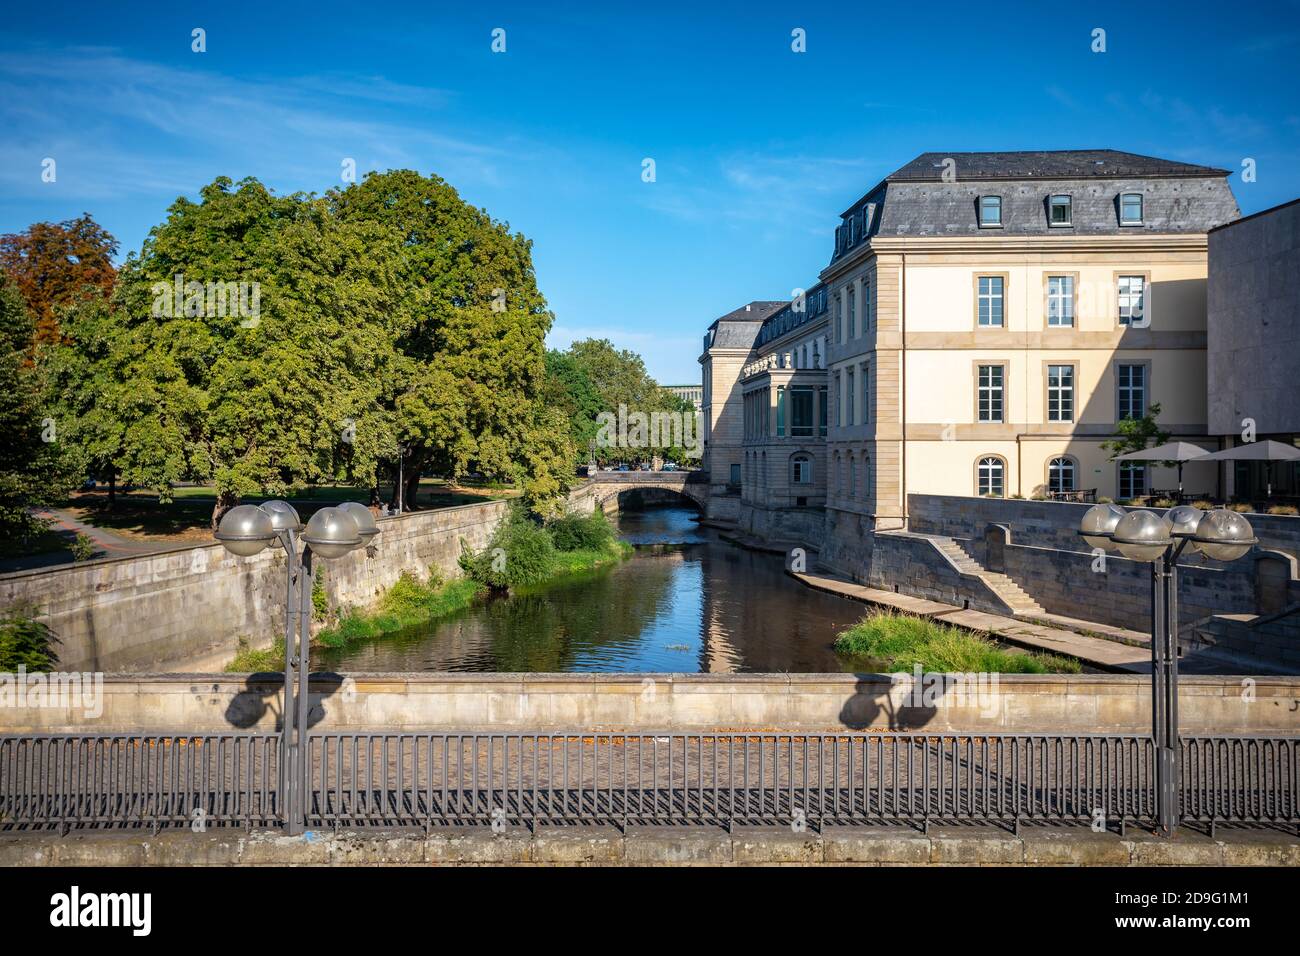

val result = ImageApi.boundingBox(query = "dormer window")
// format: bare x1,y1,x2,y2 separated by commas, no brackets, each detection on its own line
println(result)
1049,195,1072,226
849,215,858,243
1120,192,1143,225
979,195,1002,227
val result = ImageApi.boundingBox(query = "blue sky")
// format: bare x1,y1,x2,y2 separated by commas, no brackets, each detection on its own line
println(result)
2,1,1298,383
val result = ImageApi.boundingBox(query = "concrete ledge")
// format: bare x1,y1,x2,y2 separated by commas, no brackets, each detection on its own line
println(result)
2,826,1296,866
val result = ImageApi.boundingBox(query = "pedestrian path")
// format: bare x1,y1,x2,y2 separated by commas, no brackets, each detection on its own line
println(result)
789,568,1152,673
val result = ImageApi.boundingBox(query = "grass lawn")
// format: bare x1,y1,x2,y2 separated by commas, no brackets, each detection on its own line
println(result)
835,611,1081,674
60,478,519,543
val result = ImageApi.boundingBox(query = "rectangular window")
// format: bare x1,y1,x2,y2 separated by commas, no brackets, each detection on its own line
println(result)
861,363,871,425
776,386,786,437
1117,363,1146,421
1050,195,1072,226
848,287,856,339
846,368,856,426
1118,275,1146,326
1046,276,1074,327
978,365,1004,423
789,386,815,438
1120,193,1143,225
730,463,741,486
865,280,873,330
834,370,842,427
818,386,827,437
977,276,1004,328
979,195,1002,227
1047,364,1074,422
1119,462,1148,499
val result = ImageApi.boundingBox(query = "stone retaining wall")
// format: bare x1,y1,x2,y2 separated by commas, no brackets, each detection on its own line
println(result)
5,826,1295,867
0,501,508,673
3,673,1296,735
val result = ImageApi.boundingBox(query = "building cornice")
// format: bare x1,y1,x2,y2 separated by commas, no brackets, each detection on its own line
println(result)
820,232,1209,282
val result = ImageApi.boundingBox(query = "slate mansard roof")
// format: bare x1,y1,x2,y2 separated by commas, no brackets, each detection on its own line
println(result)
703,300,787,351
831,150,1240,252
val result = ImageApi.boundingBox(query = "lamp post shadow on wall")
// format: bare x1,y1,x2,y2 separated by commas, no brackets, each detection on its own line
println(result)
1078,503,1257,836
215,499,380,834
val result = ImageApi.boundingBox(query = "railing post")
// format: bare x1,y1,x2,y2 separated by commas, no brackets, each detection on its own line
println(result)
1151,554,1181,836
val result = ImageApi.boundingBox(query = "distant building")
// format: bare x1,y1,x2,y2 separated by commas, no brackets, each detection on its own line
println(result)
700,149,1241,552
664,383,703,413
699,300,787,520
1207,197,1300,500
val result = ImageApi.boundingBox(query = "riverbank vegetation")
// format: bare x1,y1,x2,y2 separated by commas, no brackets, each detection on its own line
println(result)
834,612,1081,674
226,508,633,668
0,604,59,672
460,506,631,591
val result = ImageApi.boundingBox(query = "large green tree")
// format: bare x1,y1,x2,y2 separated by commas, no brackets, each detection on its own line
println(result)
64,177,402,524
0,273,80,538
329,170,558,507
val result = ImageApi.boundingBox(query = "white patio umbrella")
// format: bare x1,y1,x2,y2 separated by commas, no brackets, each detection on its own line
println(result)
1189,440,1300,499
1113,441,1212,498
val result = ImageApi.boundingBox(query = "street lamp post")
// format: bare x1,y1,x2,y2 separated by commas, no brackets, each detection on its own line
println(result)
1078,504,1256,835
215,499,378,834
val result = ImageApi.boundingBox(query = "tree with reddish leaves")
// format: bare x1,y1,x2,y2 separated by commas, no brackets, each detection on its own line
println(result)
0,214,118,345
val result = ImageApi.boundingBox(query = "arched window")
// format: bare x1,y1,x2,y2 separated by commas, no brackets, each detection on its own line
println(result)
977,456,1005,497
863,456,872,498
848,455,856,497
791,454,813,485
1048,456,1076,494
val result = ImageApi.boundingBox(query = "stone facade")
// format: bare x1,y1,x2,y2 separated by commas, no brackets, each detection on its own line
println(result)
702,149,1242,527
0,501,508,672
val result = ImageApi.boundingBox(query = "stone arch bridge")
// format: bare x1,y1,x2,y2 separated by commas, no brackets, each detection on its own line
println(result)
567,470,710,514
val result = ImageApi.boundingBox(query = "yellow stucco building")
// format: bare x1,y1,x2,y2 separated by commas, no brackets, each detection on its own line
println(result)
700,149,1241,544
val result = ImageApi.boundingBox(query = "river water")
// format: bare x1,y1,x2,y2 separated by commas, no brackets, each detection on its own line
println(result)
315,506,869,673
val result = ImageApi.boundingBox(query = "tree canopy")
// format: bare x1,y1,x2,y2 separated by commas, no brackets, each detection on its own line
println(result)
40,171,576,522
0,214,118,345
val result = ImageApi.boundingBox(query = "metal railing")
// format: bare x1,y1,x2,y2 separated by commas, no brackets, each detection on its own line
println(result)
2,732,1296,835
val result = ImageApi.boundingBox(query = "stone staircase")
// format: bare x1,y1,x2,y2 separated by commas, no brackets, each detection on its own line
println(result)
914,533,1045,615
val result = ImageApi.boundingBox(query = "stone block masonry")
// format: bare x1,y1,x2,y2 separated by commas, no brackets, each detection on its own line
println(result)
0,500,508,673
2,826,1295,867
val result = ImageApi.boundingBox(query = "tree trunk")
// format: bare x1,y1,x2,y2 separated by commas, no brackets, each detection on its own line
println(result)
107,468,116,507
212,490,240,529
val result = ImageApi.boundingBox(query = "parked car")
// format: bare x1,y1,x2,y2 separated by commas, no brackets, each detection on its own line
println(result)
616,463,630,472
661,462,678,472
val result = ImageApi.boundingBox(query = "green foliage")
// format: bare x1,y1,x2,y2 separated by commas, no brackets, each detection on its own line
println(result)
461,506,555,589
312,568,328,618
1102,402,1171,462
548,509,615,552
0,273,81,539
224,636,284,673
542,349,603,457
317,572,483,649
43,169,568,521
0,605,59,672
834,612,1080,674
70,533,95,561
462,505,629,590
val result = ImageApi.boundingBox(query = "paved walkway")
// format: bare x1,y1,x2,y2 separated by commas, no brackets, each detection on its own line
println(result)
789,569,1153,672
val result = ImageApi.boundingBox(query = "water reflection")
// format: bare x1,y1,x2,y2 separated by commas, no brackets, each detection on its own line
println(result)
315,506,868,673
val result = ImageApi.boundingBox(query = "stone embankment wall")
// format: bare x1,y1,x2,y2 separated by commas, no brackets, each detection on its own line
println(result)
0,501,508,673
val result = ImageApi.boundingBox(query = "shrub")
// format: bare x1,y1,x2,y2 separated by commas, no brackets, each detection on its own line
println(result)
0,605,59,672
834,611,1079,674
1097,496,1114,504
461,506,555,589
1154,498,1177,508
1267,505,1299,516
1190,500,1214,510
70,533,96,562
1228,502,1254,513
548,510,615,552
